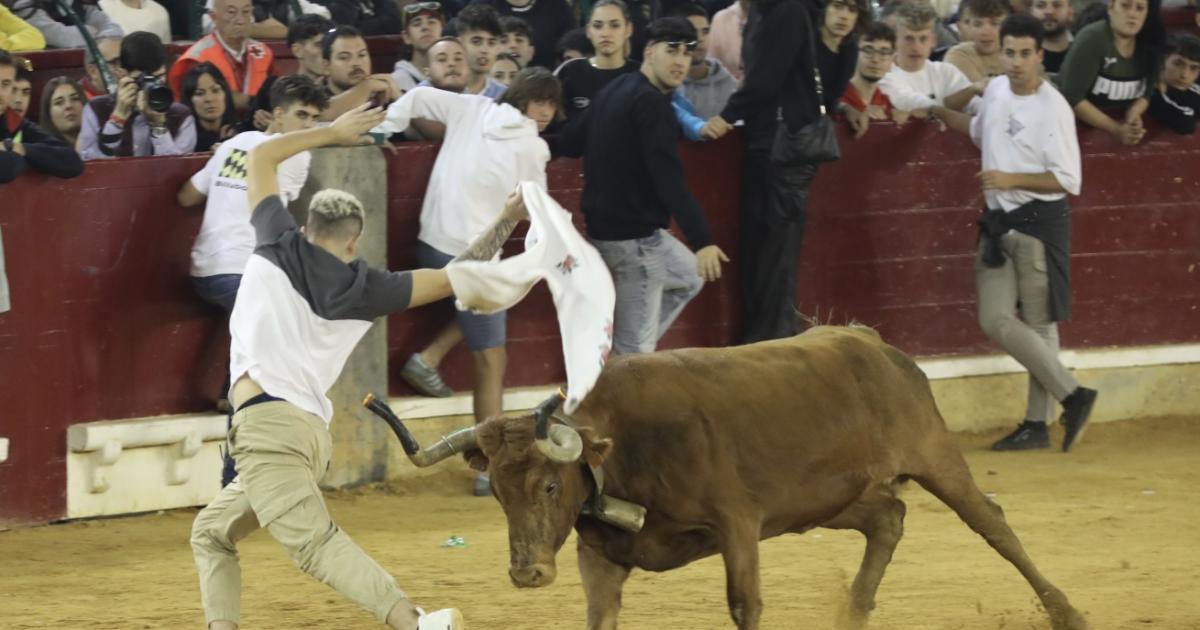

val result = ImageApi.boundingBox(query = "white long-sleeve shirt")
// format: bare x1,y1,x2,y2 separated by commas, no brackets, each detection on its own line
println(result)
970,76,1082,211
377,87,549,256
879,61,972,111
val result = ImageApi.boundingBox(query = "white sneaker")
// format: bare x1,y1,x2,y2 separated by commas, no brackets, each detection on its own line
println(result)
417,607,464,630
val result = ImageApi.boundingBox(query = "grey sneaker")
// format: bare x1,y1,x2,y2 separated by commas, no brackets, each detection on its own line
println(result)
473,473,492,497
401,354,453,398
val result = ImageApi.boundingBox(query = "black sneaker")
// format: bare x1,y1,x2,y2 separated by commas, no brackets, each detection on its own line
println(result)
1060,387,1098,452
991,420,1050,451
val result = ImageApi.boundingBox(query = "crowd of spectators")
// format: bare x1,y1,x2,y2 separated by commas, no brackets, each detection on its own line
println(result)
0,0,1198,422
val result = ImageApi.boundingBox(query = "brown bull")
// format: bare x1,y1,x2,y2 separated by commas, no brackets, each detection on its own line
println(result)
374,326,1088,630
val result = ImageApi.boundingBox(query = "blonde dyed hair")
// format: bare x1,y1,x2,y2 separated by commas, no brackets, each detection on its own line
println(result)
307,189,366,241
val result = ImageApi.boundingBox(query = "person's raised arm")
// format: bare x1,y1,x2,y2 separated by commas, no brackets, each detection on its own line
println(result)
931,104,973,136
246,103,385,212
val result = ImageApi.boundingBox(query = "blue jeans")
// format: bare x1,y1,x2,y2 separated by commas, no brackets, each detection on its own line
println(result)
591,230,704,354
416,241,507,351
192,274,242,487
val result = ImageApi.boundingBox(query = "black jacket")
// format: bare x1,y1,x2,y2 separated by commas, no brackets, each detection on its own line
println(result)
561,72,713,249
719,0,823,145
1,110,84,184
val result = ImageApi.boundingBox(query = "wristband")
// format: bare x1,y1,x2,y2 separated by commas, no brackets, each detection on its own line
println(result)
150,125,168,137
109,113,128,128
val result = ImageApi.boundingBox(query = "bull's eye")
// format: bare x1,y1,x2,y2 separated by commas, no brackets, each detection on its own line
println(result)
545,481,560,496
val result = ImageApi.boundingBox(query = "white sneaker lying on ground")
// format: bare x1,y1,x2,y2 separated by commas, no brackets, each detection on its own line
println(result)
417,607,464,630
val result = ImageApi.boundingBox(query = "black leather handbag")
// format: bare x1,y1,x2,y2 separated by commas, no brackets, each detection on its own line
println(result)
769,22,842,166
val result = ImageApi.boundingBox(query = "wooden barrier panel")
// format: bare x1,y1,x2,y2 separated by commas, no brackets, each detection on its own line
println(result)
2,121,1199,525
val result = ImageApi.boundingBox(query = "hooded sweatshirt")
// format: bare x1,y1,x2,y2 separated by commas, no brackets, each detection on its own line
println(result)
390,59,427,94
683,58,738,120
377,87,550,256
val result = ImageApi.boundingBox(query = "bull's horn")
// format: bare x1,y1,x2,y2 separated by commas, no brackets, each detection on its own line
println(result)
363,393,478,467
533,390,583,463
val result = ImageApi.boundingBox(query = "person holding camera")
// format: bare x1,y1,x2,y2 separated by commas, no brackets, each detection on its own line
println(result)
79,30,196,159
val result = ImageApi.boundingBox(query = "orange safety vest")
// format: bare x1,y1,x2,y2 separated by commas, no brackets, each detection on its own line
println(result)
169,33,274,101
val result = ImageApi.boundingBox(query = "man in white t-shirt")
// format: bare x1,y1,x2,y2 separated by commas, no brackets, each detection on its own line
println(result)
932,14,1097,454
176,75,326,475
189,102,511,630
879,2,975,114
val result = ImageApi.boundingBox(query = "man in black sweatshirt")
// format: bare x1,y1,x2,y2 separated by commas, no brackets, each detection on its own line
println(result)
0,51,84,184
563,17,728,354
715,0,824,344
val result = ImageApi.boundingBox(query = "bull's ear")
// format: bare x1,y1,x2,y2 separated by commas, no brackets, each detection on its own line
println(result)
578,428,614,468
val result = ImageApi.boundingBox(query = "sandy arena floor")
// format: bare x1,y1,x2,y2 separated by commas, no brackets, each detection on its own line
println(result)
1,416,1197,630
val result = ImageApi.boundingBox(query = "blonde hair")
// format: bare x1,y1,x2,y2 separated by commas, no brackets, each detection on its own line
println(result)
896,1,940,30
307,189,365,241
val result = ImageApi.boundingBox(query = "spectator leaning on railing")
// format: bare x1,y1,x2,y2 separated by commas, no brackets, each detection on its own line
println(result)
79,30,197,158
1148,32,1200,134
169,0,275,111
37,75,86,148
11,0,123,49
182,61,239,150
674,3,737,120
0,49,83,182
0,2,46,50
1054,0,1165,145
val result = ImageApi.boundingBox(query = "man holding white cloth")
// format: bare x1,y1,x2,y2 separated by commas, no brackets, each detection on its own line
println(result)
933,14,1098,453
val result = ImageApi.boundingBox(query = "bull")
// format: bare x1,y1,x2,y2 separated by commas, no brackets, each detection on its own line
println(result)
368,326,1088,630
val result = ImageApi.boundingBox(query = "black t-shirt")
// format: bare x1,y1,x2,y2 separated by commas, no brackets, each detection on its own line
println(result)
816,39,856,112
555,57,641,124
1149,84,1200,135
1043,48,1068,75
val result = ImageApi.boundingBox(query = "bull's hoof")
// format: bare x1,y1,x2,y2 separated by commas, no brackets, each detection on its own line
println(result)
1049,605,1089,630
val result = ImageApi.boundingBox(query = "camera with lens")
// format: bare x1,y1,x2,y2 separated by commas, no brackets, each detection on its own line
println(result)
134,75,174,114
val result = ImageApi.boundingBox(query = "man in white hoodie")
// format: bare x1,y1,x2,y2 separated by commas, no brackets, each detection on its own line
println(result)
377,68,559,494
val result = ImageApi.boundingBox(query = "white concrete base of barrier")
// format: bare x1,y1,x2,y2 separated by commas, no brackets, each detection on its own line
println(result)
65,414,226,520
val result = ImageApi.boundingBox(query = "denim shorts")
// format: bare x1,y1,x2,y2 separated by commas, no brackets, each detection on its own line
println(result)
416,241,507,351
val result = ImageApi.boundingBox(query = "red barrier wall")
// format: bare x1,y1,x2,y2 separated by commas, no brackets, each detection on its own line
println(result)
2,122,1199,526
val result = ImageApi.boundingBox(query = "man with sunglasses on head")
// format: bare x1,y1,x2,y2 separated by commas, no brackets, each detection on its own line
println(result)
392,1,444,92
561,17,728,355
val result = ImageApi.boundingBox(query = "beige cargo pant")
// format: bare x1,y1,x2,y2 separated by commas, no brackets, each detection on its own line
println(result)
975,231,1079,423
190,400,406,625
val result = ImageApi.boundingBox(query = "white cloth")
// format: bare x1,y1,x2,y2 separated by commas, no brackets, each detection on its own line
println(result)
375,87,550,256
188,131,311,277
97,0,171,43
446,182,615,414
879,61,972,111
969,76,1081,212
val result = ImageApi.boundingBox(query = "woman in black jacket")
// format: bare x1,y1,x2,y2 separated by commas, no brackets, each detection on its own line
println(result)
716,0,828,344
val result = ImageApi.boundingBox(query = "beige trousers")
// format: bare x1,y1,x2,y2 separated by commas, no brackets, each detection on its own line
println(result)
190,401,406,625
975,231,1079,423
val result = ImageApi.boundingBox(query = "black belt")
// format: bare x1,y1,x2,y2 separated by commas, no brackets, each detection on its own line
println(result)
235,392,284,413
